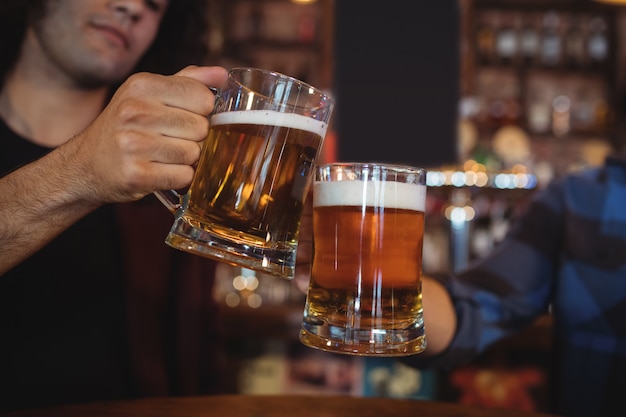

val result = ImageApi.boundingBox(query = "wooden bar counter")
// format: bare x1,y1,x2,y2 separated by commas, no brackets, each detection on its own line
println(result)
3,394,563,417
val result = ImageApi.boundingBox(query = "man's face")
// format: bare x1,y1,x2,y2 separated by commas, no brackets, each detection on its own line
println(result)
28,0,169,87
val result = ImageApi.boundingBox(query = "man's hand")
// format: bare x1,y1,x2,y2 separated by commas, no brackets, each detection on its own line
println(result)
69,65,229,204
0,66,229,275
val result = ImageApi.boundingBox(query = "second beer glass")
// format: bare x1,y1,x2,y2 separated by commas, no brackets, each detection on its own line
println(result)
300,162,427,356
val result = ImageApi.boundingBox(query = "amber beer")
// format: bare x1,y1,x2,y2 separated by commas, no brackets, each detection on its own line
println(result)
182,109,325,272
300,163,427,356
158,67,333,280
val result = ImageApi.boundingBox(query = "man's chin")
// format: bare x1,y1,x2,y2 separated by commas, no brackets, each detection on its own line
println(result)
75,63,135,88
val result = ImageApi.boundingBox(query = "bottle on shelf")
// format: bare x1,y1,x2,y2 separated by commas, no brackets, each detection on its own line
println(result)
540,11,563,68
551,94,572,137
587,15,609,69
526,77,553,134
475,10,498,65
519,11,540,66
494,11,519,66
564,13,586,69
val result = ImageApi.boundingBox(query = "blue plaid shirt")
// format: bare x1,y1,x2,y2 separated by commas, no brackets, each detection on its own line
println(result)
408,156,626,417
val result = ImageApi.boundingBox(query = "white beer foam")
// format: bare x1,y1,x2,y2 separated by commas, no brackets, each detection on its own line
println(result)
314,180,426,211
211,110,328,136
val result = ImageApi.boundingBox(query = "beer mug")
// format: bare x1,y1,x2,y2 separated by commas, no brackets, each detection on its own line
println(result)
300,162,427,356
155,67,334,280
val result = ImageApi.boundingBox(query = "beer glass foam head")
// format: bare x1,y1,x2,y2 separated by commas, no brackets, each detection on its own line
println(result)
313,180,426,211
211,110,329,137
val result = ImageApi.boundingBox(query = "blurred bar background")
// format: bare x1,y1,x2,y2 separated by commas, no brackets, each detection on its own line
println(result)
201,0,623,412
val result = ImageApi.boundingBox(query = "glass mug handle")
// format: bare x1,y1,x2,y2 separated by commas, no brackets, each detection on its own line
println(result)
153,190,184,214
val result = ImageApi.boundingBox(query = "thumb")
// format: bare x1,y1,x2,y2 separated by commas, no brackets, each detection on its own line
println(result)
175,65,229,90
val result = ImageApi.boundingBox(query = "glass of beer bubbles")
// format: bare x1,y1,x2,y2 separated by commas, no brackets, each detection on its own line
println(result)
300,162,427,356
155,68,334,280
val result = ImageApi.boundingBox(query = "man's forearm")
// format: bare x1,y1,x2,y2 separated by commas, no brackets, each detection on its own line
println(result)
0,149,99,276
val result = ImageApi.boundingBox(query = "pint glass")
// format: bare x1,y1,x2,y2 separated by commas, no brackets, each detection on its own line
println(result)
156,68,334,280
300,163,427,356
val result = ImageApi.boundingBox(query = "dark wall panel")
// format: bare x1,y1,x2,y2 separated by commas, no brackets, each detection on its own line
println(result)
333,1,460,168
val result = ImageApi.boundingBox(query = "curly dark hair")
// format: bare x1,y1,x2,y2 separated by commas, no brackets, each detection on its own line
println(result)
0,0,212,88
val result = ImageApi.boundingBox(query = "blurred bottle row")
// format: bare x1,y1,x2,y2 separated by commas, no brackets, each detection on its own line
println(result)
465,69,611,137
474,9,610,70
460,1,621,183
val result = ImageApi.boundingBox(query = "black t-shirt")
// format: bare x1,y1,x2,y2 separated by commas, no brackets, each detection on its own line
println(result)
0,120,132,410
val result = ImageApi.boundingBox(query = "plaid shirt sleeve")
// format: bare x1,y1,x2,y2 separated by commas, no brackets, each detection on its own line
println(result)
407,174,567,370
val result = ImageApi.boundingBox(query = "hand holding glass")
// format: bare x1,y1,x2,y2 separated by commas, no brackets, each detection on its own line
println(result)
300,163,427,356
155,67,334,280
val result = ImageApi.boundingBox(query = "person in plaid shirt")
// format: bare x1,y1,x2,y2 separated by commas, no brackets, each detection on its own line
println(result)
407,155,626,417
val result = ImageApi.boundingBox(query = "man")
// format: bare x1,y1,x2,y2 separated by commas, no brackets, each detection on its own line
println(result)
409,156,626,417
0,0,229,411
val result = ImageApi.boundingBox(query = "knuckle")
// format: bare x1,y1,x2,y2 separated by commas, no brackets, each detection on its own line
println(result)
124,72,156,92
116,97,147,123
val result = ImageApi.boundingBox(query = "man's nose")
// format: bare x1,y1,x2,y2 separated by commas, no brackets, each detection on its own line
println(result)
109,0,148,23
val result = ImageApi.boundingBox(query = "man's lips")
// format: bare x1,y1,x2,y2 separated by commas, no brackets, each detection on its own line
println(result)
90,23,129,49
